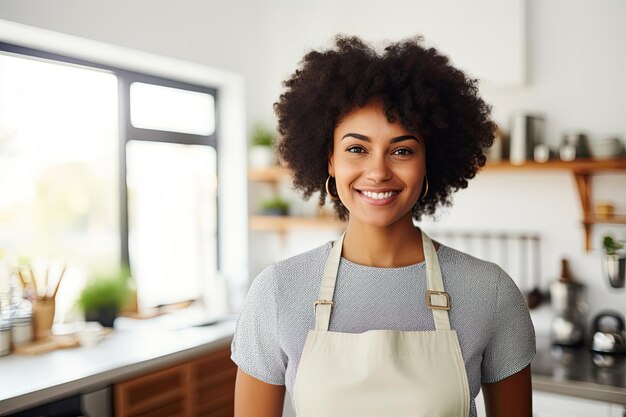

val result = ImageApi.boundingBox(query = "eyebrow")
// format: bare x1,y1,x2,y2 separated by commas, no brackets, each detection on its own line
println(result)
341,133,420,143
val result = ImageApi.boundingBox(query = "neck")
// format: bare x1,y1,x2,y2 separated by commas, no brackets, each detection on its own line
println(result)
341,214,425,267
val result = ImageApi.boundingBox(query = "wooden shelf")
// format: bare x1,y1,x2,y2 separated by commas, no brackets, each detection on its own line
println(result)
484,158,626,172
249,215,345,232
248,159,626,250
484,158,626,251
584,215,626,225
248,166,289,182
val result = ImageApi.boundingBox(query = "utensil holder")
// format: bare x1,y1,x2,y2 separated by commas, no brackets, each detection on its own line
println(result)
33,299,55,340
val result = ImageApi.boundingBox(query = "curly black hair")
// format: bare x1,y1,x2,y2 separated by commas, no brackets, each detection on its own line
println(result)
274,35,494,221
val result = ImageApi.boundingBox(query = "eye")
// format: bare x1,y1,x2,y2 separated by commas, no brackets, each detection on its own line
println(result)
392,148,413,156
346,145,366,154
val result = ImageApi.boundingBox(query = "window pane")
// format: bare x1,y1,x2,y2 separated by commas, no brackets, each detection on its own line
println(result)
0,53,119,323
130,82,215,136
126,140,217,308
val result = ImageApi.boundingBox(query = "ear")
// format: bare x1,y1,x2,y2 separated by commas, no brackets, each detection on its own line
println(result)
327,152,335,177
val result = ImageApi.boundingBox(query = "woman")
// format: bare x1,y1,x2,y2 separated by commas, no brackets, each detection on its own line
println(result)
231,35,535,417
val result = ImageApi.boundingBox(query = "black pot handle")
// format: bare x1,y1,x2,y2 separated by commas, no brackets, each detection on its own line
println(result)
593,311,626,333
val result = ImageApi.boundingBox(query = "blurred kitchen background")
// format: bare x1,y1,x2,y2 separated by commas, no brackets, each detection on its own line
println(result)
0,0,625,416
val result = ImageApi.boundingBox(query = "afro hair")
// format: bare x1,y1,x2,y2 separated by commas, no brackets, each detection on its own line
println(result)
274,35,494,221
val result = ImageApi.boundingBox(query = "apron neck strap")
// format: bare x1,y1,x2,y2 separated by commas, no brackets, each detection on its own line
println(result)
314,229,451,331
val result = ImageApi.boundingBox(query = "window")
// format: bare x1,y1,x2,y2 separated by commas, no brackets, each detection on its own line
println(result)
0,53,119,321
0,44,218,318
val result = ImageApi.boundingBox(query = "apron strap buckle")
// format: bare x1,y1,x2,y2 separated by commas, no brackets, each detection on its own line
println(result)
426,290,451,311
314,299,334,313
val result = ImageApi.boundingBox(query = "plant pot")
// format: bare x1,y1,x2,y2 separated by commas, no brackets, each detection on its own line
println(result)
603,254,626,288
262,208,289,216
85,306,119,328
249,146,276,168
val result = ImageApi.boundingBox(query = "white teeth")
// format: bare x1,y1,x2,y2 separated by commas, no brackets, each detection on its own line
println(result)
362,191,398,200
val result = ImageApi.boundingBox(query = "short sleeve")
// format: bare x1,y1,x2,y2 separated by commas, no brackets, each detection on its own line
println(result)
230,265,287,385
481,268,536,384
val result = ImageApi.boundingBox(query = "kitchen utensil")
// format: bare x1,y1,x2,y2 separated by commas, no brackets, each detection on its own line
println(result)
519,235,528,293
526,236,544,309
591,311,626,354
550,259,586,346
510,112,545,165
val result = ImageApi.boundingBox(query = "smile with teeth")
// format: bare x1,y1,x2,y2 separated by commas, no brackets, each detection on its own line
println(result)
360,190,399,200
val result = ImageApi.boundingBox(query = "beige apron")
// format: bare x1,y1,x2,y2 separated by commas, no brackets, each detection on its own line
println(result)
292,229,470,417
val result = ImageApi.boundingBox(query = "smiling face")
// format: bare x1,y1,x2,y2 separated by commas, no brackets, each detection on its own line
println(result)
328,99,426,229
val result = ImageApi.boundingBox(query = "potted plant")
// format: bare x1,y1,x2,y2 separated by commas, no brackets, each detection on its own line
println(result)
249,123,277,168
260,196,290,216
601,234,625,288
77,266,130,327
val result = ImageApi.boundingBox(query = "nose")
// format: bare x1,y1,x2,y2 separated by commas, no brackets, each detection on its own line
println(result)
365,153,392,183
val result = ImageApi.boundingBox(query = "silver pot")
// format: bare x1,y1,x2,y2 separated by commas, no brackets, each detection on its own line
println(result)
591,311,626,354
603,254,625,288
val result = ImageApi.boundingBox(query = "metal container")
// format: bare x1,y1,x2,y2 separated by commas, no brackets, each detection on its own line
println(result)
550,280,585,314
510,113,545,165
550,269,587,346
603,254,626,288
0,318,11,356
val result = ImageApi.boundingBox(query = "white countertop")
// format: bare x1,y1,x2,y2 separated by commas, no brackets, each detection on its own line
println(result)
0,313,236,415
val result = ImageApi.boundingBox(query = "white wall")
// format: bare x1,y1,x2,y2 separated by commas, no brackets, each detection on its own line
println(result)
255,0,626,329
0,0,272,130
1,0,625,328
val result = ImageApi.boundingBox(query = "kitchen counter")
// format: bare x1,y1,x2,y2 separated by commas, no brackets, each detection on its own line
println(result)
0,314,236,415
532,336,626,405
2,315,626,414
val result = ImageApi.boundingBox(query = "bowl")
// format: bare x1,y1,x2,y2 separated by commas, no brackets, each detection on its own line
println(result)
76,322,106,347
590,137,625,159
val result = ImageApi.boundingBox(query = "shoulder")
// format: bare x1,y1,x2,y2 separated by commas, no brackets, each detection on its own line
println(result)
258,241,332,285
438,243,506,286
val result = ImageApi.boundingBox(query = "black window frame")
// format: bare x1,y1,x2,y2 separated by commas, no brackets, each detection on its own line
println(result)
0,41,220,274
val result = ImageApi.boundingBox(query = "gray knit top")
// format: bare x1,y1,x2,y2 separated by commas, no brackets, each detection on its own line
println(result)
231,241,536,417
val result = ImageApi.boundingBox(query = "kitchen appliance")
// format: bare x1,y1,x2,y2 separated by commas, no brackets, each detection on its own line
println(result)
591,311,626,354
510,112,545,165
550,259,586,346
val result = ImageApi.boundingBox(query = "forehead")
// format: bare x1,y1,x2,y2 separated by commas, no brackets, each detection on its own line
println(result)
334,101,411,136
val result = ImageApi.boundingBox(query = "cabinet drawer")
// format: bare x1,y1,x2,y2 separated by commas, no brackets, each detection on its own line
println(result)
115,365,191,417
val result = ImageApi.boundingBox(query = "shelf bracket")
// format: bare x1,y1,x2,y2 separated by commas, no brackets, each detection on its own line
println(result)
573,171,592,252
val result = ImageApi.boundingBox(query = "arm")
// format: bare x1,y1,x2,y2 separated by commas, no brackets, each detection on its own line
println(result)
481,364,532,417
234,368,286,417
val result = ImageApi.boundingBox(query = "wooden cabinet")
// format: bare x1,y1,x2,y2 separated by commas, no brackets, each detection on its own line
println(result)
115,345,236,417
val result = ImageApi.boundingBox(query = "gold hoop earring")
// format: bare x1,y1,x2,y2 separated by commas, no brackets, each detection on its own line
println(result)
419,176,429,200
325,176,340,201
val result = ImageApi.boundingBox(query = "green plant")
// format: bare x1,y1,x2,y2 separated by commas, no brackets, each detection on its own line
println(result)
77,265,130,313
260,197,290,212
251,124,275,147
602,234,625,256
